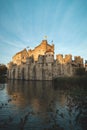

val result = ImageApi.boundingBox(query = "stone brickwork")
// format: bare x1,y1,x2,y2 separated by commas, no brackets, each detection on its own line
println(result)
74,56,83,67
7,40,84,80
12,49,28,65
56,54,72,64
28,40,54,61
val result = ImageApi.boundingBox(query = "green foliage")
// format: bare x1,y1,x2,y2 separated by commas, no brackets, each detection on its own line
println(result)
75,68,85,76
53,76,87,88
0,64,7,80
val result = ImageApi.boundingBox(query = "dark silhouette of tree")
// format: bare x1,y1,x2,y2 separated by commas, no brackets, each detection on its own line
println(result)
0,64,7,78
75,68,85,76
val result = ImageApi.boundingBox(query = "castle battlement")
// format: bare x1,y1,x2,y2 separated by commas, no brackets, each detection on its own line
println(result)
56,54,72,64
7,40,84,80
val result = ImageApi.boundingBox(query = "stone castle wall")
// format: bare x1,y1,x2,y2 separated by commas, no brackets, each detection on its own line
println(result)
8,59,74,81
56,54,72,64
7,40,84,80
12,49,28,65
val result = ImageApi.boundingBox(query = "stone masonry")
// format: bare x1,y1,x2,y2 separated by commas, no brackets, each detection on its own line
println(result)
7,40,84,80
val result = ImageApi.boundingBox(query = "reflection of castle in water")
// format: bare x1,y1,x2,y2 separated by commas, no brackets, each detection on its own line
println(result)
7,80,66,111
7,40,84,80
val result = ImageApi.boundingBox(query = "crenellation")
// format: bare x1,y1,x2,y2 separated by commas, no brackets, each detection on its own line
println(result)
27,40,54,61
56,54,72,64
7,39,85,80
56,54,63,64
74,56,83,67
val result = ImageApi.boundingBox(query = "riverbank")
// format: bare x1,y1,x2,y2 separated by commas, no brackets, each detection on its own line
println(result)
1,75,87,87
53,76,87,88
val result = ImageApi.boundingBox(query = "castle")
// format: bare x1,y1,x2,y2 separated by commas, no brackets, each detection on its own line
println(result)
7,40,84,80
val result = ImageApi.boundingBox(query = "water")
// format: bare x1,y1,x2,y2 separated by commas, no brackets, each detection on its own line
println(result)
0,80,87,130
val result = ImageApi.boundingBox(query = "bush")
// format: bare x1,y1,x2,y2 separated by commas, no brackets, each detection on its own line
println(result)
0,64,7,82
75,68,85,76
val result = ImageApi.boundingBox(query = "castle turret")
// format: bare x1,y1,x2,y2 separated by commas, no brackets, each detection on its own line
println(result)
74,56,83,67
28,40,54,61
12,49,28,65
64,54,72,63
45,49,54,63
56,54,63,64
7,38,84,80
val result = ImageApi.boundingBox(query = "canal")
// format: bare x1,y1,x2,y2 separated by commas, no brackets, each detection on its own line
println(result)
0,80,87,130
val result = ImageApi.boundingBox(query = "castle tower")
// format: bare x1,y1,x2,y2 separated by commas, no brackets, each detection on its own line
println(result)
28,40,54,61
45,49,54,63
74,56,83,67
56,54,63,64
12,49,28,65
43,49,54,80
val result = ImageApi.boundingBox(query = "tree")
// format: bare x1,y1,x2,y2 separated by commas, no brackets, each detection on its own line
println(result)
0,64,7,77
75,68,85,76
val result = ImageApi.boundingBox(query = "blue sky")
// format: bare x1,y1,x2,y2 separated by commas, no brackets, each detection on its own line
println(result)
0,0,87,64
